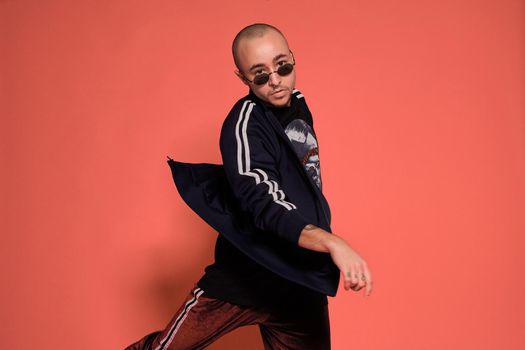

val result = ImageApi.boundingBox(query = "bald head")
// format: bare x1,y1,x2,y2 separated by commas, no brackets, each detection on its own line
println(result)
232,23,288,70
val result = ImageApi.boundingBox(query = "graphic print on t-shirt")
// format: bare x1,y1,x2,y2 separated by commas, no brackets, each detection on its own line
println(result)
284,119,322,191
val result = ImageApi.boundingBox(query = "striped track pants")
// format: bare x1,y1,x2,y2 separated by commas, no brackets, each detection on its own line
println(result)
124,283,331,350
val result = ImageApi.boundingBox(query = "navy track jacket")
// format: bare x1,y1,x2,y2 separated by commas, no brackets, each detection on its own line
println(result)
167,88,340,296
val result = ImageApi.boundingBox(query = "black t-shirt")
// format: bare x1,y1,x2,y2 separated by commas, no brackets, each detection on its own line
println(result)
197,94,327,308
267,95,323,192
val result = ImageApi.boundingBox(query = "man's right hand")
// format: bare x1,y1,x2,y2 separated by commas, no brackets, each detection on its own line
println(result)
298,224,373,296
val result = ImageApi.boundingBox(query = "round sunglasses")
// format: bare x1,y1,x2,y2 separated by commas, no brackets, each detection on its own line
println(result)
242,51,296,85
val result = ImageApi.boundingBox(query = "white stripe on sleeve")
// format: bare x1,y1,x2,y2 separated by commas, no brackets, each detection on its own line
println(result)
234,100,298,211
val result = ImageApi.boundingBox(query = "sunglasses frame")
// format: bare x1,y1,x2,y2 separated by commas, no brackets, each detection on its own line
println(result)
241,50,296,86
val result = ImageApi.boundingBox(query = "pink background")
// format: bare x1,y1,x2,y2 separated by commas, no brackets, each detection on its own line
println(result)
2,0,524,349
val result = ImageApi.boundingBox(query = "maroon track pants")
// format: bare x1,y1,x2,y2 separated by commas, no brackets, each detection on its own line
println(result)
125,284,331,350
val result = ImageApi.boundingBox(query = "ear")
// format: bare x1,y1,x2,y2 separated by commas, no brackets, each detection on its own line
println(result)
234,69,250,86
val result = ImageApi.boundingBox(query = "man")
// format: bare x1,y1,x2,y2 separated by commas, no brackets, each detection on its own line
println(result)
126,23,372,350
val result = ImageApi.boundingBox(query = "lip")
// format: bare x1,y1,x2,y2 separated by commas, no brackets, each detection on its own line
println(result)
271,89,286,96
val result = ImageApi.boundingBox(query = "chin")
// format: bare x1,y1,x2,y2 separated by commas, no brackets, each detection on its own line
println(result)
269,95,291,107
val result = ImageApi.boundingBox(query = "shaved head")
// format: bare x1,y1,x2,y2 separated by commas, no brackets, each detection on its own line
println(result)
232,23,288,70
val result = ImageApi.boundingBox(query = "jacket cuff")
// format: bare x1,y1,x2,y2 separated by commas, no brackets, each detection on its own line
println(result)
276,209,311,245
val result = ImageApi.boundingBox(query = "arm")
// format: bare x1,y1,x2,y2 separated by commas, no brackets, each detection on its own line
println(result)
299,224,373,296
220,101,311,245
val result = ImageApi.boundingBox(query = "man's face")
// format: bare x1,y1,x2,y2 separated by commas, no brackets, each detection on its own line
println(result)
234,30,296,108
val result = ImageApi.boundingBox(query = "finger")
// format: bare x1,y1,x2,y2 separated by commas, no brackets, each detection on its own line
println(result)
363,265,373,296
349,270,363,293
356,265,366,289
345,269,359,291
350,266,360,286
344,271,353,291
351,284,364,291
351,267,366,292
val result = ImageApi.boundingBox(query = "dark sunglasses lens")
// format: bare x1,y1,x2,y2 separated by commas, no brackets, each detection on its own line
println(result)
253,74,270,85
277,63,294,76
252,64,294,85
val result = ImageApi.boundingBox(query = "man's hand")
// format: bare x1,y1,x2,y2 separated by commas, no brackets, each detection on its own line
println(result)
298,224,373,296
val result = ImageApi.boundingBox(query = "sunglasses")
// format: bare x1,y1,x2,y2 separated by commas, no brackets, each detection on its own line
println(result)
242,51,296,86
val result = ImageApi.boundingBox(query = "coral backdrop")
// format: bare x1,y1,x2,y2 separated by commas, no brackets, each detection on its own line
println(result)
2,1,524,349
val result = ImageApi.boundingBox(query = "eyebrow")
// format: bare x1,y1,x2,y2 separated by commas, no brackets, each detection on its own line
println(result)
248,53,289,72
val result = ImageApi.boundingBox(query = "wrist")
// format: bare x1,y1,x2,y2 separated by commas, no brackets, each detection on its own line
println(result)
323,233,343,253
299,224,342,253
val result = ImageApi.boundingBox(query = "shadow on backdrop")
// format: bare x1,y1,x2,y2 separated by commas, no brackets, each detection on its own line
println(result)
126,216,264,349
